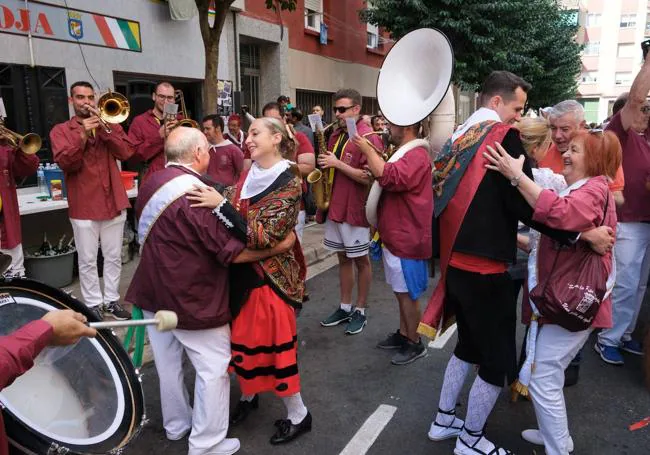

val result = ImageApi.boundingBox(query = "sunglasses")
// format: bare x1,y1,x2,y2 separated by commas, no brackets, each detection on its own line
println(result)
333,105,355,114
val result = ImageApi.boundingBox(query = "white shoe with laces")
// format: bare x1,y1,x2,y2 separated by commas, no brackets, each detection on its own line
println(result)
522,428,574,452
428,408,464,441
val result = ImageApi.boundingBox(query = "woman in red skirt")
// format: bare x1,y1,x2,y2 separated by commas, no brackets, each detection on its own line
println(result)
188,116,310,445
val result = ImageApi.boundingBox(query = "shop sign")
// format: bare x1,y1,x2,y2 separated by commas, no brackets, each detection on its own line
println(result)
0,0,142,52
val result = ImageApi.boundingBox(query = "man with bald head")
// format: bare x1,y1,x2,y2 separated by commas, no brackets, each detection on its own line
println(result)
126,127,295,455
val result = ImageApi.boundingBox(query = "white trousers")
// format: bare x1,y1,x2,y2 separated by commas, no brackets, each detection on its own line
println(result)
144,310,232,455
529,324,592,455
70,211,126,308
0,244,25,277
296,210,306,244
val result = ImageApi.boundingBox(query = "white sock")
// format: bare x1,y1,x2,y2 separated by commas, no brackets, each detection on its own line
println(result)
282,393,308,424
355,307,366,315
240,394,256,402
340,303,352,312
436,355,472,425
462,376,501,443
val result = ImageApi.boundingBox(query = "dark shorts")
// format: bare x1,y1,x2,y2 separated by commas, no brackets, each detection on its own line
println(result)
447,266,517,387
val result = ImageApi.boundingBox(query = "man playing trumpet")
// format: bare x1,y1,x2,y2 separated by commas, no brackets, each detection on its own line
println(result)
50,81,135,322
0,116,39,277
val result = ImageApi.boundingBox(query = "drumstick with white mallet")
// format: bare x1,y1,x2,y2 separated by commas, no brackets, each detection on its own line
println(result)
88,310,178,332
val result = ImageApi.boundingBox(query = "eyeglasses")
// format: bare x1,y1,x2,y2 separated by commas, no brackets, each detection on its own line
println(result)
156,94,176,102
333,105,355,114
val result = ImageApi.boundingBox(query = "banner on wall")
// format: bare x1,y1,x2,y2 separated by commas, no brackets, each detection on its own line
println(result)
0,0,142,52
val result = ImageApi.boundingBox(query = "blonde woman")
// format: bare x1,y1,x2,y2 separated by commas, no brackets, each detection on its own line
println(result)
188,117,310,445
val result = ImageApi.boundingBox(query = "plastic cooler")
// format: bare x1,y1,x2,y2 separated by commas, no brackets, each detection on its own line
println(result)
24,249,76,288
120,171,138,190
43,168,67,199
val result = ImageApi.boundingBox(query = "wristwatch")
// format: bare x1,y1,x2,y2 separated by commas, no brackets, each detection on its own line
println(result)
510,173,524,187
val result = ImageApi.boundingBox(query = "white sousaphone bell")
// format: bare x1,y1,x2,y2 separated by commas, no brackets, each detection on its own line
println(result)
366,28,456,227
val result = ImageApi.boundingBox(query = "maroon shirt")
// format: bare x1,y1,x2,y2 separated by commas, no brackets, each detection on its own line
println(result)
327,120,383,227
127,110,165,183
125,165,245,330
605,111,650,222
207,140,244,187
377,145,433,259
50,118,133,220
0,320,53,455
0,144,39,248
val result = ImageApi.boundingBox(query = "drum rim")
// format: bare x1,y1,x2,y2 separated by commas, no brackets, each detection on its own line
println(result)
0,279,145,454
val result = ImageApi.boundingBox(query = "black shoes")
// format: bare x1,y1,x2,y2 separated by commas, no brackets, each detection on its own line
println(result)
230,395,259,425
88,306,104,322
270,412,312,445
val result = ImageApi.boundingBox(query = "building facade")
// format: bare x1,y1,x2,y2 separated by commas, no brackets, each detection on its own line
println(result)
570,0,650,123
0,0,391,165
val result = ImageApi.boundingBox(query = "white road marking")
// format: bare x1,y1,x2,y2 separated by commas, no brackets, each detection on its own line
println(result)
428,323,457,349
339,404,397,455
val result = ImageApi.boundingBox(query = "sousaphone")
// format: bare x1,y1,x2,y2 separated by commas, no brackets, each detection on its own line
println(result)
366,28,456,227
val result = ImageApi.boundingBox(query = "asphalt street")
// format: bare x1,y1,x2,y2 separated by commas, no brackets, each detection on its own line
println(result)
125,261,650,455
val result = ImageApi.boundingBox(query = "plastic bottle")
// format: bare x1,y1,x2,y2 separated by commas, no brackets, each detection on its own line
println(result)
37,164,46,194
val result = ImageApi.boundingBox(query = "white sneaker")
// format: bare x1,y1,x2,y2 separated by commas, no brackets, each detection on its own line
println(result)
522,428,574,452
454,431,513,455
428,417,464,441
206,438,240,455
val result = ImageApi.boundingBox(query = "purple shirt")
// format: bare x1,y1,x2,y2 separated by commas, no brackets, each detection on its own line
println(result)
605,112,650,222
125,166,245,330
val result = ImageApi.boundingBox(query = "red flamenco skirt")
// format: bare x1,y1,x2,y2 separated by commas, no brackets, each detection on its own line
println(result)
230,284,301,397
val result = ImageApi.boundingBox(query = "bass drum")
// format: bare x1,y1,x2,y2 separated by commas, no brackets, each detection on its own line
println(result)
0,278,145,454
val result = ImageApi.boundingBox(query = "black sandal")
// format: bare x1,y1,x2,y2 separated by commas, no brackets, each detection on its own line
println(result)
457,428,514,455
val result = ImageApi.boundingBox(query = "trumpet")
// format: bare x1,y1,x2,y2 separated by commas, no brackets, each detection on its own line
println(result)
85,90,130,134
174,90,199,129
0,119,41,155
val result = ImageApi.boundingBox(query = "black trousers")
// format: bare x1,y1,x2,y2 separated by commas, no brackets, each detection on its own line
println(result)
447,266,518,387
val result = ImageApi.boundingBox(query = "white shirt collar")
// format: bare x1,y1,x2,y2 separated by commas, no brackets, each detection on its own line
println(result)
210,139,233,148
240,159,291,200
452,107,502,142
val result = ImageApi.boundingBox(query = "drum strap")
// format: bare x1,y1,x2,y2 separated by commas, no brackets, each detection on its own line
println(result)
138,172,206,252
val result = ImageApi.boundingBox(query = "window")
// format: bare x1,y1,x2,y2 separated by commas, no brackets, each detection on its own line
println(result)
0,64,69,186
579,98,600,124
615,72,633,85
583,41,600,56
620,14,637,28
304,0,322,31
618,43,635,58
295,89,334,124
581,71,598,83
366,1,379,49
586,13,601,27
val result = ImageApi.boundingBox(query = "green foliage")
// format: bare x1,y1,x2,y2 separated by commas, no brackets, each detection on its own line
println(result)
362,0,583,108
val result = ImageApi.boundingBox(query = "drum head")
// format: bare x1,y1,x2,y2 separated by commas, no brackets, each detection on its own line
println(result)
0,279,145,455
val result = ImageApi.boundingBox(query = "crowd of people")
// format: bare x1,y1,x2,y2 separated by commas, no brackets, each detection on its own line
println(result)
0,50,649,455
